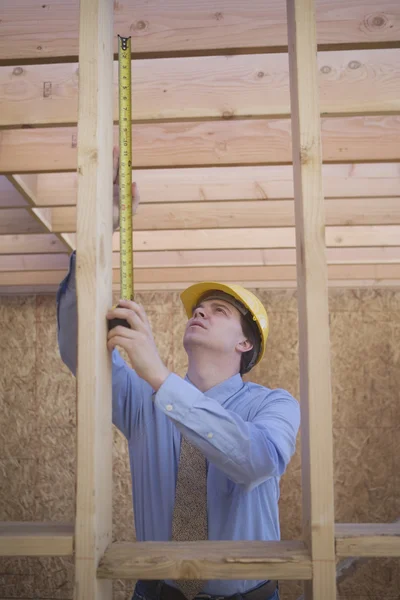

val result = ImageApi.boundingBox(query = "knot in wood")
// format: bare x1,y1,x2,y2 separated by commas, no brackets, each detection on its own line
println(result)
348,61,361,70
214,12,223,20
320,65,331,75
13,67,24,76
363,13,389,31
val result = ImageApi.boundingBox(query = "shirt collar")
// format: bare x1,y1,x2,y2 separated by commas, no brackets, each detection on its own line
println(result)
184,372,244,404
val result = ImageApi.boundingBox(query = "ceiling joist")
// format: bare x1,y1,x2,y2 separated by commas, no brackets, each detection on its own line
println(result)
1,117,400,174
1,49,399,128
1,0,399,64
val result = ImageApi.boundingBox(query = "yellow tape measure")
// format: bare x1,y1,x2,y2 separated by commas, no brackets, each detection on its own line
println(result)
118,35,133,301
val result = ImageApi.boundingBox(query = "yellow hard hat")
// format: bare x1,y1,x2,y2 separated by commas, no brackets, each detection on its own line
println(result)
180,282,269,371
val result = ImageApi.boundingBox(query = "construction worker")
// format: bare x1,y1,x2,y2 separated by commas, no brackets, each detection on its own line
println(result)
56,150,300,600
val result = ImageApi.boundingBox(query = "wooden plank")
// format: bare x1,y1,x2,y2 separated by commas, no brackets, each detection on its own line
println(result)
335,523,400,557
1,49,400,127
0,208,45,234
1,0,400,63
2,264,400,286
1,247,400,272
2,279,400,295
1,117,400,173
74,0,113,598
0,176,27,208
49,197,400,233
97,540,311,580
0,253,70,271
0,522,74,556
0,233,67,255
112,226,400,252
35,164,400,207
287,0,336,599
6,174,73,252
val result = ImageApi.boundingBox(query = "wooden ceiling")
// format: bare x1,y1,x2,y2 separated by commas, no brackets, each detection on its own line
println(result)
1,0,400,294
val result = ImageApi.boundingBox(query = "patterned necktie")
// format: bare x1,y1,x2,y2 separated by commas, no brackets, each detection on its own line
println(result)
172,435,208,599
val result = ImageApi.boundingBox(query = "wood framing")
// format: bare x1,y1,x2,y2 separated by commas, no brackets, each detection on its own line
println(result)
1,116,400,173
335,523,400,557
1,49,399,127
97,541,312,580
32,164,400,206
0,522,74,556
73,0,114,598
287,0,336,598
1,0,399,63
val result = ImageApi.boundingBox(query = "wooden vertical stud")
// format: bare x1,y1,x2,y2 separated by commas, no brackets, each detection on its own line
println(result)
286,0,336,599
74,0,114,598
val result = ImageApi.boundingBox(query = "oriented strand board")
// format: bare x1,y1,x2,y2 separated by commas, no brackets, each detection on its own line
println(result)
0,289,400,599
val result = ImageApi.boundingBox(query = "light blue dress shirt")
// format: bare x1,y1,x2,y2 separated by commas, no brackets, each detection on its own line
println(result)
56,252,300,597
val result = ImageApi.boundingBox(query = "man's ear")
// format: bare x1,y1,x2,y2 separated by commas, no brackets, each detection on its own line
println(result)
236,338,253,355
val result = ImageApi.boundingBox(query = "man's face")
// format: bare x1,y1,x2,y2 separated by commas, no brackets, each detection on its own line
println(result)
183,297,248,359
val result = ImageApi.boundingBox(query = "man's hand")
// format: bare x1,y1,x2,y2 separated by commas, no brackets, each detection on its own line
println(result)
113,146,140,232
106,299,170,391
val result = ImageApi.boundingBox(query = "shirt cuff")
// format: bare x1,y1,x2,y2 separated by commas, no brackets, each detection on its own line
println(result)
153,372,202,422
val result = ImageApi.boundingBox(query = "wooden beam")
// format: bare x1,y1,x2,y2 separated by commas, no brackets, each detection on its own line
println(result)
2,264,400,287
2,247,400,272
6,174,73,252
1,117,400,173
0,253,70,271
1,49,399,127
48,197,400,233
97,540,311,580
335,523,400,557
0,208,45,234
287,0,336,598
35,164,400,207
74,0,113,598
0,522,74,556
1,0,399,64
0,233,67,254
0,175,28,208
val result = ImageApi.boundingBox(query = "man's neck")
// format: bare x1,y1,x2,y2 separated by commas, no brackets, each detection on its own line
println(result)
186,352,240,393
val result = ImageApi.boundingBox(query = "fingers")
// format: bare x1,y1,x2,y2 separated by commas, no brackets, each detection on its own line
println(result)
107,305,147,333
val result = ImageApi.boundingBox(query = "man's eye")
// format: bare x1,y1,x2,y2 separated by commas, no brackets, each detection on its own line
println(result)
216,307,225,314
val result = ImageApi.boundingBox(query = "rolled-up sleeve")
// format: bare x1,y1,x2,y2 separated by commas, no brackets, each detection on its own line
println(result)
154,373,300,490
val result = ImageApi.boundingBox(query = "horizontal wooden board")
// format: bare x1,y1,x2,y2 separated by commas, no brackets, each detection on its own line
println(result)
0,522,74,556
0,208,46,235
97,540,311,580
0,175,27,208
0,233,67,255
2,247,400,272
49,198,400,233
1,0,400,63
335,523,400,557
1,117,400,173
1,49,399,127
35,164,400,207
111,226,400,252
2,264,400,286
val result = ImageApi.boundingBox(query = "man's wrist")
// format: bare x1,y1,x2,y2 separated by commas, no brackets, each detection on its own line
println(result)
149,365,171,393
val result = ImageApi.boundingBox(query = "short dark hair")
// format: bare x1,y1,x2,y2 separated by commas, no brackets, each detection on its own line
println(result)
239,313,260,375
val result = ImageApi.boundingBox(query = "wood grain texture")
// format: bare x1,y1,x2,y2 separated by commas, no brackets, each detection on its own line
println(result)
287,0,336,598
1,117,400,173
73,0,113,599
1,0,399,62
0,522,74,556
1,49,399,127
0,233,67,254
335,523,400,557
35,164,400,207
48,197,400,233
97,540,312,580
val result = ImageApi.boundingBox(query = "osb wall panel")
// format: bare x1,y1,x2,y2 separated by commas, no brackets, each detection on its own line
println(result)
0,289,399,600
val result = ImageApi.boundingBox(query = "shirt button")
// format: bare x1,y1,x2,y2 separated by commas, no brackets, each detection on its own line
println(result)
166,404,173,411
207,432,213,439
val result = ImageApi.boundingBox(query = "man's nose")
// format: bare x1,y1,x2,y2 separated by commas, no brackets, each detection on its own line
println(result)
193,306,206,319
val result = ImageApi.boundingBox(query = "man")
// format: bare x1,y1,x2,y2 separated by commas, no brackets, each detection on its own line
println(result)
57,151,300,600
